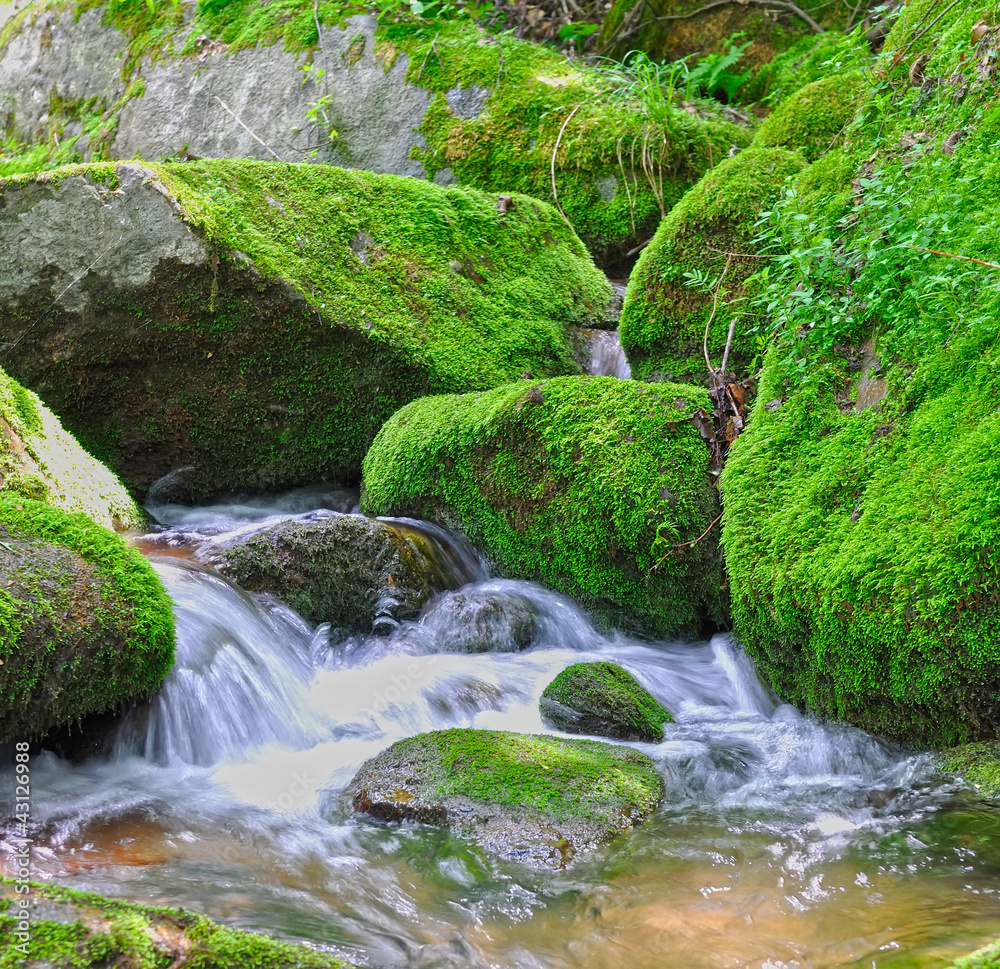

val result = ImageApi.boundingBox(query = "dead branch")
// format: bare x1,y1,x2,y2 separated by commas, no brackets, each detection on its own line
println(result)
906,245,1000,270
551,104,581,224
651,512,723,569
214,96,284,161
703,254,733,374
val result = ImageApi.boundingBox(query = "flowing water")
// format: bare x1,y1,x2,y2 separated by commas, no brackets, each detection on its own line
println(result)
4,494,1000,968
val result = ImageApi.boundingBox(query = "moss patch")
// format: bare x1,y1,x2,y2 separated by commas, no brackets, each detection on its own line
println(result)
0,878,351,968
948,940,1000,969
0,159,609,497
0,495,174,741
361,375,725,638
0,366,144,530
540,661,672,742
620,147,807,384
940,744,1000,801
350,727,663,865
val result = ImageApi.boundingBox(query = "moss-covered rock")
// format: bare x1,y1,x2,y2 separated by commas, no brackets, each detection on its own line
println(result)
540,661,672,742
0,1,749,271
0,160,611,498
0,495,174,741
740,31,861,107
361,375,726,638
751,72,866,161
0,366,143,531
349,727,663,866
719,2,1000,746
947,939,1000,969
197,513,478,634
939,743,1000,802
620,147,807,384
0,878,351,968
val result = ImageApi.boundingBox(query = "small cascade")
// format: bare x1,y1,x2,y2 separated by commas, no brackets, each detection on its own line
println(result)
584,328,632,379
116,560,330,766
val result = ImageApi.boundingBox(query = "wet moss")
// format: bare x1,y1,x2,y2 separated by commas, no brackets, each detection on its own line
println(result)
361,375,726,638
0,878,351,968
949,940,1000,969
0,366,144,530
0,495,174,741
740,31,859,106
751,72,866,162
540,661,672,742
1,160,609,497
940,743,1000,801
619,147,807,384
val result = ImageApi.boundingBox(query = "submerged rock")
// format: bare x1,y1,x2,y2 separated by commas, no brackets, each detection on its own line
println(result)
350,728,663,867
196,512,481,634
362,375,726,638
0,879,351,968
417,587,541,653
540,661,671,743
0,495,174,742
0,365,143,530
0,160,610,498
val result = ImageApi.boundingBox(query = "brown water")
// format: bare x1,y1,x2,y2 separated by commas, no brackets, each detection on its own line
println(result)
3,497,1000,969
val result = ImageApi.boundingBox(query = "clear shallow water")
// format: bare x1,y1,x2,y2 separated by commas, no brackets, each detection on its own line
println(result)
3,495,1000,968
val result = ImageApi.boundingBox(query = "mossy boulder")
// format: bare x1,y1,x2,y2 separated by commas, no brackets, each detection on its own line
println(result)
939,743,1000,801
947,939,1000,969
417,587,541,653
752,72,867,162
0,366,143,530
0,495,174,742
0,2,749,272
0,160,611,498
620,148,808,384
349,727,663,866
540,661,671,742
719,3,1000,746
196,513,479,634
361,375,727,638
0,878,351,968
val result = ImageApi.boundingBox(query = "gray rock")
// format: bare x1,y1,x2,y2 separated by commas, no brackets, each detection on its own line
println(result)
417,587,540,653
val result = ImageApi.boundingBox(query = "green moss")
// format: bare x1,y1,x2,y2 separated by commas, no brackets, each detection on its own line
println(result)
940,743,1000,801
0,366,144,530
620,147,807,384
361,375,725,637
752,72,867,162
0,878,351,968
1,159,610,496
719,13,1000,744
540,661,672,742
740,31,861,106
948,940,1000,969
360,728,662,822
0,495,174,740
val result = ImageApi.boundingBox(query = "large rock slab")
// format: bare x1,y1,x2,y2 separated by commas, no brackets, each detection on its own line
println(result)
0,495,174,742
350,728,663,867
362,375,727,638
0,160,610,498
0,1,749,269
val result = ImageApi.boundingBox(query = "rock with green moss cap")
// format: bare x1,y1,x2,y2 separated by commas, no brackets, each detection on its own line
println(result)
196,513,480,634
350,727,663,867
361,375,727,638
0,495,174,742
938,743,1000,802
751,72,867,162
0,878,352,968
0,366,144,531
620,147,808,384
0,1,749,270
540,661,672,742
0,160,612,498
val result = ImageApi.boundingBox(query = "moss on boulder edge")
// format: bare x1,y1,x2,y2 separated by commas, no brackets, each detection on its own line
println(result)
0,878,351,968
620,148,807,385
0,365,143,531
350,728,663,867
947,939,1000,969
361,375,726,638
196,513,479,634
939,743,1000,802
0,160,610,498
0,495,174,741
540,661,672,742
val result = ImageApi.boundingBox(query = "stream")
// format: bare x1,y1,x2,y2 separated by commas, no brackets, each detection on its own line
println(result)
3,488,1000,968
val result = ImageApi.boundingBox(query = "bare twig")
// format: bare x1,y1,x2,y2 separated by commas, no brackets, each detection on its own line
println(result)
625,237,653,257
892,0,964,66
599,0,823,53
719,313,738,378
214,96,284,161
703,254,733,374
551,104,581,224
906,245,1000,270
415,32,441,84
651,512,723,569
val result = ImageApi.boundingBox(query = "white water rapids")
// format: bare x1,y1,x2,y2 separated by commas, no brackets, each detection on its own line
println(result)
3,493,1000,968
